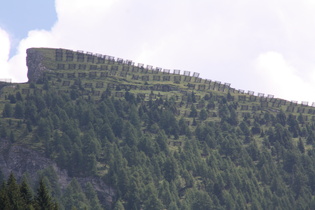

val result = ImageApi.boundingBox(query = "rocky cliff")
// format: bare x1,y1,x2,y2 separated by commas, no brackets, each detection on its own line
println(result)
26,48,49,83
0,139,114,207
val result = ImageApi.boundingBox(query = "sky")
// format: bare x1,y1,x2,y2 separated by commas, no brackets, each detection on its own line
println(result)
1,0,315,104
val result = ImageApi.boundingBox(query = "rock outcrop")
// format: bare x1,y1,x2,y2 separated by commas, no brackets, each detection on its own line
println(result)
0,139,114,207
26,48,48,83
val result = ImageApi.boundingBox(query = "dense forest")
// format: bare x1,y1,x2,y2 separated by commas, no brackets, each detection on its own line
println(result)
2,81,315,210
0,173,58,209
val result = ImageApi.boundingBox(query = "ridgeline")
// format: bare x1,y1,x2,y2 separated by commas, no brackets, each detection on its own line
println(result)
0,47,315,209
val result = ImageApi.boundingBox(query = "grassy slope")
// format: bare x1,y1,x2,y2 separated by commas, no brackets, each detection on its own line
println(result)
1,47,314,152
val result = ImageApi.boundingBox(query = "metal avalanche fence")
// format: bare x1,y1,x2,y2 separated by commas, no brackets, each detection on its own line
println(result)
0,79,12,83
54,48,315,107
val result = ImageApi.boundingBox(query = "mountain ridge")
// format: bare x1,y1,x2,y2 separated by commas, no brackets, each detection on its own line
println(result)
24,47,313,106
1,47,315,209
22,47,315,122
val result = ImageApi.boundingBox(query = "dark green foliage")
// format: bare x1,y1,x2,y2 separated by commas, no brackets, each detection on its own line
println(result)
10,131,16,143
228,107,239,125
251,121,261,135
0,173,58,210
239,121,250,136
0,170,4,185
24,102,38,124
6,173,24,209
307,130,315,145
185,189,213,210
4,76,315,210
199,108,208,121
37,167,62,200
189,104,198,118
35,179,56,210
163,157,178,182
68,144,84,176
113,200,125,210
16,91,23,101
14,102,25,119
85,182,102,210
3,103,13,117
143,183,164,210
37,118,51,140
277,110,287,126
298,138,305,153
20,178,33,208
8,94,16,103
62,179,90,210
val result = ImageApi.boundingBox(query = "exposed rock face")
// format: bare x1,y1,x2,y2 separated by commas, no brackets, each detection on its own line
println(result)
0,140,115,207
26,48,47,83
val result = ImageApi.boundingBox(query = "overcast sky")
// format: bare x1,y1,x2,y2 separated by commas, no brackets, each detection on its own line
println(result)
1,0,315,103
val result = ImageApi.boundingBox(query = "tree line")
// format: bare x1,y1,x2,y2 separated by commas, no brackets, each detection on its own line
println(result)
2,85,315,209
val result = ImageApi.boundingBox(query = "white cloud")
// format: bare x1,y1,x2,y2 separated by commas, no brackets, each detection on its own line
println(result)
8,29,57,82
0,28,10,79
1,0,315,103
253,51,314,102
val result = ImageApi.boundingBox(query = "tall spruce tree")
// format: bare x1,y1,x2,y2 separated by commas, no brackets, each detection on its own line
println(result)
35,179,56,210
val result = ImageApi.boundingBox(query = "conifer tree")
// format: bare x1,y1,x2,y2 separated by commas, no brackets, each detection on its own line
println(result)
20,178,33,208
113,200,125,210
126,175,141,210
298,138,305,153
3,103,13,118
189,104,198,118
7,173,23,209
14,102,25,119
85,182,102,210
0,182,11,210
163,157,178,182
199,108,208,121
143,183,164,210
62,179,89,210
35,179,55,210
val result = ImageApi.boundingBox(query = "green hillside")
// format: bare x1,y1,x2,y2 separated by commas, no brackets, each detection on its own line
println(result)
1,47,315,209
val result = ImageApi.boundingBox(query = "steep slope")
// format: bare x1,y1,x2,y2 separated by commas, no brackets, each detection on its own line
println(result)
1,47,315,209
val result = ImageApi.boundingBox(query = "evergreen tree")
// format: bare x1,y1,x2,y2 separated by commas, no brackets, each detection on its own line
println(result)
85,182,102,210
3,103,13,118
287,114,300,138
0,170,4,185
163,157,178,182
298,138,305,153
56,145,68,169
185,189,213,210
143,183,164,210
35,179,56,210
62,179,90,210
20,178,33,208
199,108,208,121
298,113,305,124
126,175,141,210
113,200,125,210
37,118,52,140
307,131,315,145
0,181,11,210
10,131,16,143
276,110,287,126
189,104,198,118
69,144,83,176
7,173,23,209
14,102,25,119
15,91,23,101
228,107,239,126
124,122,138,147
24,102,38,124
